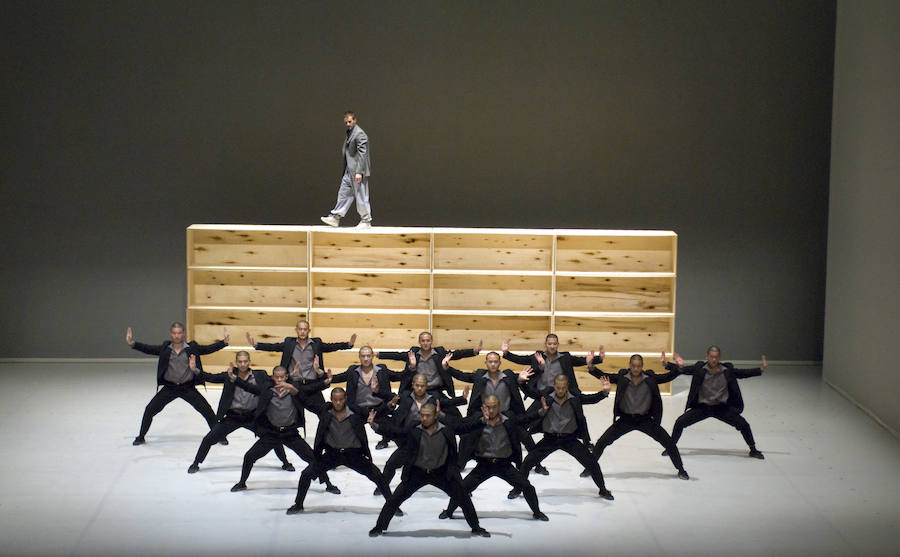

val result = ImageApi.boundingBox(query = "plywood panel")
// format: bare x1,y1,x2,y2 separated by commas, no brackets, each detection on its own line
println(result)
310,312,430,351
190,270,307,307
312,232,430,269
432,315,551,354
311,272,429,309
189,229,307,267
189,309,307,346
555,276,673,312
556,235,675,272
434,275,551,311
434,234,552,271
554,316,673,353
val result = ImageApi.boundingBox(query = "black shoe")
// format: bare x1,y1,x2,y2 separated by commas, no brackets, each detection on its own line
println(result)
471,527,491,538
286,504,303,515
325,485,341,495
579,468,591,478
534,464,549,475
533,512,549,521
439,510,452,520
282,462,295,472
661,449,669,456
394,508,404,517
375,439,390,450
677,470,690,480
507,488,522,499
598,489,615,501
187,463,199,474
219,438,229,446
369,527,383,537
373,487,382,496
230,482,247,492
748,449,765,460
132,436,145,446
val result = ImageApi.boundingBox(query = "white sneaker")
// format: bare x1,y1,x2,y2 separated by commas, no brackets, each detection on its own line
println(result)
320,215,340,227
355,221,372,229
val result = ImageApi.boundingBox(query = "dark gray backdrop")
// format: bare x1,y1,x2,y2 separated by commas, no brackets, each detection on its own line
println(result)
1,1,835,359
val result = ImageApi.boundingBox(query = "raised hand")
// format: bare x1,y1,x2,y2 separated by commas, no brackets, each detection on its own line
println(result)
223,327,230,345
435,399,441,415
535,351,545,367
597,345,605,360
349,333,357,347
388,394,400,409
325,369,333,385
245,331,256,347
189,354,198,373
660,351,667,365
227,363,236,382
600,376,612,392
474,339,483,353
587,351,596,367
125,327,135,346
407,350,417,369
291,361,302,379
441,351,453,370
518,367,534,382
313,355,322,376
761,355,768,372
673,352,685,369
371,376,379,393
501,338,510,353
461,384,471,400
541,396,549,412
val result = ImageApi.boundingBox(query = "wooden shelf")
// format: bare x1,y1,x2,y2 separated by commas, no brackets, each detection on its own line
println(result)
185,225,677,390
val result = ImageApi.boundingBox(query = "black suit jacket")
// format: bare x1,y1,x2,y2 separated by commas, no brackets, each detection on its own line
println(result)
378,346,477,397
375,415,481,481
330,364,400,414
457,409,539,466
528,391,608,444
504,350,600,399
312,403,373,460
196,368,272,420
446,367,527,416
255,336,352,373
387,390,468,430
132,339,227,387
668,361,762,413
234,375,328,433
589,367,679,423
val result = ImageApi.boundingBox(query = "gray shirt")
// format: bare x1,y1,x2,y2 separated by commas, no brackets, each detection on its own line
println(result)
417,356,442,388
325,409,362,449
266,389,298,427
414,423,449,471
543,392,578,434
290,341,317,380
483,375,512,412
404,392,429,427
356,370,382,408
699,366,729,405
163,347,193,385
230,372,258,412
537,355,563,392
621,374,652,415
476,415,512,458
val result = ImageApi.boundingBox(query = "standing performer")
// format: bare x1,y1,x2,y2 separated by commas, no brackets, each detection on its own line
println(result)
665,347,768,459
126,323,228,446
246,320,356,433
501,335,602,398
583,353,689,480
186,352,293,474
287,388,397,514
377,331,481,418
512,374,615,500
320,110,373,229
439,395,548,522
368,403,490,538
229,365,339,493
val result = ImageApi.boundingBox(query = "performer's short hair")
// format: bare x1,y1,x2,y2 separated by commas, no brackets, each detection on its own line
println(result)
344,110,356,118
359,345,374,355
483,395,500,405
485,351,500,359
331,387,346,397
554,374,569,384
296,319,310,328
412,373,428,384
706,345,721,355
418,331,432,341
236,350,250,359
273,365,287,374
420,403,437,414
630,354,644,364
545,333,559,342
170,321,185,330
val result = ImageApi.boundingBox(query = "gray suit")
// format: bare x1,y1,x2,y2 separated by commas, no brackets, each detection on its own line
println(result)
329,124,372,222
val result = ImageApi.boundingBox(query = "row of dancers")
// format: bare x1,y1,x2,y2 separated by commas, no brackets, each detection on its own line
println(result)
126,320,768,537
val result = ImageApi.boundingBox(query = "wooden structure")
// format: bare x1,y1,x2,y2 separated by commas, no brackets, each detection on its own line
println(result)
186,225,677,392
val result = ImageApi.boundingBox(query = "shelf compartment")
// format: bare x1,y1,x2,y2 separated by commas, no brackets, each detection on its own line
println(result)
556,234,675,273
433,233,553,271
188,307,307,350
433,274,551,312
309,272,429,310
187,227,308,268
432,314,551,356
189,269,307,308
310,311,430,352
311,231,430,269
555,275,673,313
554,316,673,353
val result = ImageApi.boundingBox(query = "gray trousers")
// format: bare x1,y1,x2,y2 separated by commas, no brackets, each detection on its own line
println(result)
330,169,371,222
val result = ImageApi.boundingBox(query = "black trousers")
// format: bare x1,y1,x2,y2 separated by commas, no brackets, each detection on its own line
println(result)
446,457,540,516
238,428,315,484
595,414,684,469
139,384,217,437
192,411,288,465
521,433,607,490
375,465,480,531
671,404,756,447
295,447,391,505
381,446,405,485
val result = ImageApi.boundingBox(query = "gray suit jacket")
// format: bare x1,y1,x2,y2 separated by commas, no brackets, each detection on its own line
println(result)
343,124,371,177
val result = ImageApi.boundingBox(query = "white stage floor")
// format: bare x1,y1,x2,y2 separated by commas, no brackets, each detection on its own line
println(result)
0,362,897,556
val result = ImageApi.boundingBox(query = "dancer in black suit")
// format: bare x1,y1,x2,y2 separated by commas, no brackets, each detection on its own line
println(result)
126,323,228,445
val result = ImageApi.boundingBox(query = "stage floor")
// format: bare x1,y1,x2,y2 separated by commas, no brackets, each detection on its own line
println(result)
0,362,896,556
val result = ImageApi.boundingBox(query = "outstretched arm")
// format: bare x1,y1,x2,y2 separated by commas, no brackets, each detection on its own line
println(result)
502,338,535,366
127,327,165,355
731,355,767,379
